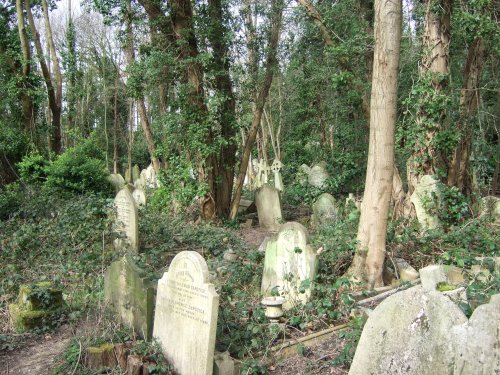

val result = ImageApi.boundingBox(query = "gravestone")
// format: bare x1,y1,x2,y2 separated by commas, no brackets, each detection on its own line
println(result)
308,162,329,189
410,175,443,231
104,256,156,340
311,193,338,227
255,184,283,231
132,165,140,182
108,173,125,193
296,164,311,186
132,188,146,207
153,251,219,375
261,222,318,309
114,188,139,252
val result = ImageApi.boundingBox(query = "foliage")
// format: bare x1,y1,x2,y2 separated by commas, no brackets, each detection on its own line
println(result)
332,315,366,367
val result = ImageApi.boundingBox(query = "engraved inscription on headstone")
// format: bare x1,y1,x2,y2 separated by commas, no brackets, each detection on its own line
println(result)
114,188,139,252
153,251,219,375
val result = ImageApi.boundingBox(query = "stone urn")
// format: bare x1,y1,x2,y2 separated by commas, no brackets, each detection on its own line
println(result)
261,296,285,323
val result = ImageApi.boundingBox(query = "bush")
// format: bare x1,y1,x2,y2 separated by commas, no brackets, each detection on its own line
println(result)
0,183,23,220
17,152,49,185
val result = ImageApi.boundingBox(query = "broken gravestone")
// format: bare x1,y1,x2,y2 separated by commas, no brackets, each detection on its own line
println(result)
261,222,318,309
9,282,66,332
308,162,329,189
410,175,443,231
255,184,283,232
311,193,338,227
104,255,156,340
349,286,468,375
153,251,219,375
114,187,139,252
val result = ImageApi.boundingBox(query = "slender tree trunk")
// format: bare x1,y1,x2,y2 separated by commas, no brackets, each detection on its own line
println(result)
124,0,160,172
447,38,486,196
229,0,285,220
348,0,402,288
113,75,119,174
407,0,452,194
298,0,334,47
25,0,62,154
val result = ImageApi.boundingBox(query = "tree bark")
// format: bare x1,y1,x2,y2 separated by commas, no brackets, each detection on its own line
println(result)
348,0,402,288
407,0,452,194
229,0,285,220
447,38,486,196
25,0,62,154
298,0,334,47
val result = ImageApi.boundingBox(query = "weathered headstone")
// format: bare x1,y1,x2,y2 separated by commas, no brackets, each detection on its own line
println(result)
153,251,219,375
140,164,160,189
108,173,125,193
132,164,140,182
410,175,443,230
261,222,318,309
104,256,156,340
296,164,311,186
255,184,283,231
114,188,139,252
308,162,329,189
349,286,468,375
132,188,146,207
311,193,338,227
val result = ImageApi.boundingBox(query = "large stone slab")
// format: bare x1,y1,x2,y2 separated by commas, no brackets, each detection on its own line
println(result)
349,286,468,375
114,188,139,252
104,256,156,340
261,222,318,309
255,184,283,231
153,251,219,375
410,175,443,231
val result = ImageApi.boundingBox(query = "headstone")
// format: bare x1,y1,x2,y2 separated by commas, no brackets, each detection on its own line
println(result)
296,164,311,186
393,258,419,281
132,164,140,182
114,188,139,252
213,352,235,375
451,294,500,374
479,196,500,224
410,175,443,230
308,162,329,189
255,184,283,231
349,286,468,375
104,256,156,340
108,173,125,193
141,164,159,188
261,222,318,309
419,264,465,292
132,188,146,207
153,251,219,375
311,193,338,227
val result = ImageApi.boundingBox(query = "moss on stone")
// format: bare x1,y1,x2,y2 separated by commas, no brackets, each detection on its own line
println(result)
87,343,115,354
437,282,458,292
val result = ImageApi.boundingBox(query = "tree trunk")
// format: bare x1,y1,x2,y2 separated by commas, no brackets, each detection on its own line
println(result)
407,0,452,194
25,0,62,154
298,0,334,47
124,0,160,172
348,0,402,288
113,75,119,174
447,38,486,196
229,0,285,220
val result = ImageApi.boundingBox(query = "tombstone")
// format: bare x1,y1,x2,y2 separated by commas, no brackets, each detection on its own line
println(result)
308,162,329,189
349,286,468,375
311,193,338,227
108,173,125,193
410,175,443,231
141,164,160,189
270,159,284,191
479,196,500,224
132,188,146,207
132,165,140,182
255,184,283,231
261,222,318,310
114,188,139,252
104,256,156,340
153,251,219,375
296,164,311,186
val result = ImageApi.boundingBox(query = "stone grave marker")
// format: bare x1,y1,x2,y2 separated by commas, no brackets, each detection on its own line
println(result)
108,173,125,192
114,188,139,252
410,175,443,231
308,162,329,189
104,256,156,340
153,251,219,375
261,222,318,309
132,188,146,207
311,193,338,227
255,184,283,231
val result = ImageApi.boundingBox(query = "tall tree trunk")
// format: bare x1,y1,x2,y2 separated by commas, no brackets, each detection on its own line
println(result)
207,0,238,218
124,0,160,172
407,0,452,194
348,0,402,288
113,75,119,174
229,0,285,220
15,0,34,132
447,38,486,196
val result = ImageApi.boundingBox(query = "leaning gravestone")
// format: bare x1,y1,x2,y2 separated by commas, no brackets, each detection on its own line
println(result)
311,193,338,227
114,188,139,252
104,256,156,340
261,222,318,309
255,184,283,232
153,251,219,375
410,175,443,231
132,188,146,207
